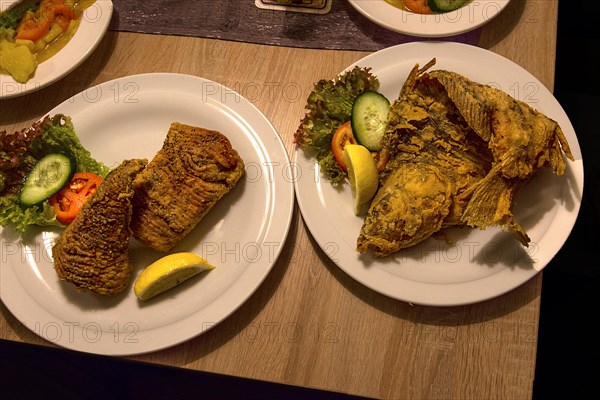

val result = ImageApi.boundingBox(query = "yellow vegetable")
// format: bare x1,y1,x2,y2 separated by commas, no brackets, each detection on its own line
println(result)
0,40,37,83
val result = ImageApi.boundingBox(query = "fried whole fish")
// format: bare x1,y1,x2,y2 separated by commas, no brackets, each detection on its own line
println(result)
429,69,573,236
357,61,492,256
357,60,573,257
130,123,244,252
52,159,147,295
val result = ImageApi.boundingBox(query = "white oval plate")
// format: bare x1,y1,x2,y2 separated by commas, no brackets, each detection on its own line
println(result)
0,73,295,355
293,41,584,306
0,0,113,99
347,0,511,37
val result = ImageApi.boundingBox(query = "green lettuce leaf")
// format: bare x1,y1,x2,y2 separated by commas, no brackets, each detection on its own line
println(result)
30,114,110,177
0,195,63,233
294,66,380,185
0,1,37,30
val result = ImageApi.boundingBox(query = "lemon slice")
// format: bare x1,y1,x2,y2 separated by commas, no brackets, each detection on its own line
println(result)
134,252,216,302
343,144,379,215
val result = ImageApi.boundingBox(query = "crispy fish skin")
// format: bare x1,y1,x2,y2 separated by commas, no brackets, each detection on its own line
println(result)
429,69,574,243
357,64,492,256
357,60,574,256
52,159,147,295
357,162,453,256
131,123,244,252
429,69,573,177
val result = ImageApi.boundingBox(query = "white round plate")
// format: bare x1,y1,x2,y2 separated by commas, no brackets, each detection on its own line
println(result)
0,73,295,355
347,0,511,37
293,41,584,306
0,0,113,99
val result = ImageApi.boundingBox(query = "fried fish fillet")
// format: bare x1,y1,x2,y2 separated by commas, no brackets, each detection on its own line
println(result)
357,60,573,257
130,122,244,252
357,62,492,256
358,163,453,254
52,159,147,295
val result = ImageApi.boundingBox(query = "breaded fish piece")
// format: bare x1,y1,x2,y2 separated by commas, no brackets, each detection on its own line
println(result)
130,123,244,252
357,163,453,256
357,63,492,257
52,159,147,295
429,69,574,242
357,60,573,257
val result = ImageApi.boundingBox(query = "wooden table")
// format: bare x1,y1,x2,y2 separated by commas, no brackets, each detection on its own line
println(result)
1,1,558,398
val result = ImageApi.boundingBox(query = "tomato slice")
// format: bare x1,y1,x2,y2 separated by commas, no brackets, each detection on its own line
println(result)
15,0,77,41
49,172,103,224
331,121,357,172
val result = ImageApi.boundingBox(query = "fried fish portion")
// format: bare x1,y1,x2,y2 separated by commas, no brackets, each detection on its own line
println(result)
130,122,244,252
357,62,492,256
429,69,574,242
357,163,453,256
52,159,147,295
357,60,573,257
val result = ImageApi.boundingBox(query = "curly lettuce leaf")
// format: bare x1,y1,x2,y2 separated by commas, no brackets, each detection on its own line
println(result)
294,66,380,185
0,195,63,232
30,114,110,177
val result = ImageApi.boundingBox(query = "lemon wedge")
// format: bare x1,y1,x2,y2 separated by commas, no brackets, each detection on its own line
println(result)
343,144,379,215
134,252,215,302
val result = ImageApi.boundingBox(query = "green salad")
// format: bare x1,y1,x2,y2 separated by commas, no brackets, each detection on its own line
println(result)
0,114,109,232
293,66,380,185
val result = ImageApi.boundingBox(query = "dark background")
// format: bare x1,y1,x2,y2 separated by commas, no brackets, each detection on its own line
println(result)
532,1,600,398
1,3,598,399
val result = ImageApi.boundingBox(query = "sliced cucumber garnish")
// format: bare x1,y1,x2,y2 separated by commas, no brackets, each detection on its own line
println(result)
428,0,469,13
19,153,74,207
351,91,390,151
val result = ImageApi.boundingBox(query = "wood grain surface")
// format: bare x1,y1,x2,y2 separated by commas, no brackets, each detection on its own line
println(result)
1,1,558,398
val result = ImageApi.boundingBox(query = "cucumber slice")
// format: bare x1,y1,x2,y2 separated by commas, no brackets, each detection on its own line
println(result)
19,153,74,207
351,91,390,151
428,0,468,12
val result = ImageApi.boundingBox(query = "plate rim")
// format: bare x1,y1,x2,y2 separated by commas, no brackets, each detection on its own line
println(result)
0,0,113,99
346,0,512,37
0,72,295,355
293,41,584,306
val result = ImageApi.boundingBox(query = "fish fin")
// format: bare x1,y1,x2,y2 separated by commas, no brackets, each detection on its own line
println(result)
461,165,529,245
